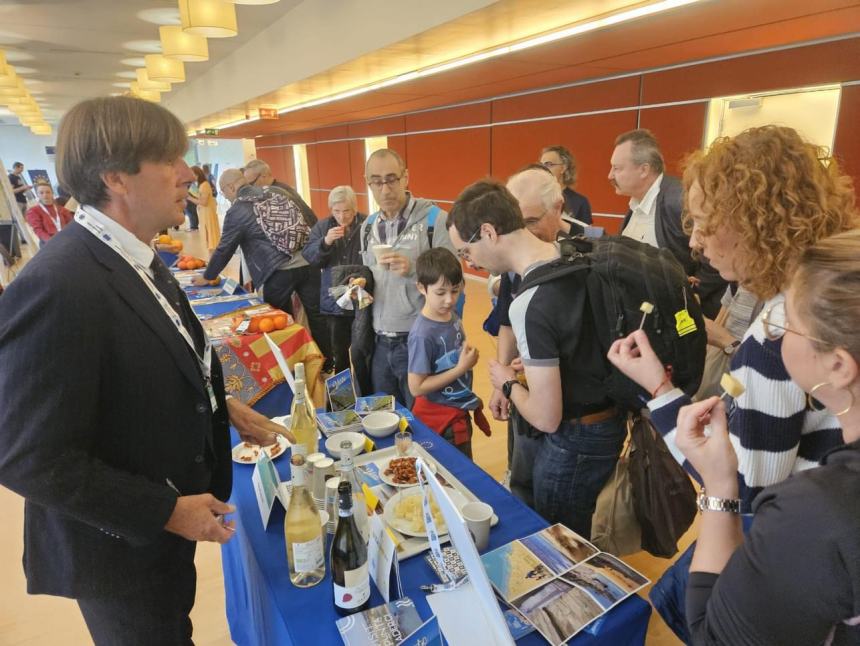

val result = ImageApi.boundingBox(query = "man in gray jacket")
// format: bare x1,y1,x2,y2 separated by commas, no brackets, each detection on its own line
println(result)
360,149,456,408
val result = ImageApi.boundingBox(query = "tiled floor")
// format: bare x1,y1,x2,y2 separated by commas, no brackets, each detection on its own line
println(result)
0,225,688,644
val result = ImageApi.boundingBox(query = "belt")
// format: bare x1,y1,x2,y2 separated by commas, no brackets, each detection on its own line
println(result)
568,407,618,425
376,331,409,339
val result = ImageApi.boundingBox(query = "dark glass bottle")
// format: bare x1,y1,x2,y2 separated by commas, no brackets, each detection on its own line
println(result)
331,481,371,616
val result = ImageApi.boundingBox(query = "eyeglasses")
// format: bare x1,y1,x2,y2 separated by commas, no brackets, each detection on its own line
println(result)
456,227,482,260
367,175,403,190
541,161,564,169
247,174,262,186
761,301,828,344
523,208,549,228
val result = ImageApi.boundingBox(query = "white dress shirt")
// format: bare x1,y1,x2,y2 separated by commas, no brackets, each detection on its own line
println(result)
82,205,155,278
621,173,663,248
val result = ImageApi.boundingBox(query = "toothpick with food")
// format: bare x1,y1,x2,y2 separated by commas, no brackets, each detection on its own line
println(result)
638,301,654,330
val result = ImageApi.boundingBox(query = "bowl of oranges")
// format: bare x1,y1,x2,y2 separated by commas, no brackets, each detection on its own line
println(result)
232,307,292,334
155,234,183,254
176,255,207,271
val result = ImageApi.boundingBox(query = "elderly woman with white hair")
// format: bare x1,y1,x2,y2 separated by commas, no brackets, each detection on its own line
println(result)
302,185,367,374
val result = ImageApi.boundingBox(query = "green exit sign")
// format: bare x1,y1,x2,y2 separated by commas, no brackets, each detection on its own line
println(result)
204,128,219,136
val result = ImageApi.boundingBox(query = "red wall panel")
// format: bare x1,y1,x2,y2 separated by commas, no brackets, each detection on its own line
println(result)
405,102,491,133
256,148,286,183
834,84,860,192
638,103,707,176
643,39,860,104
492,77,640,123
310,190,328,217
314,140,352,190
491,111,637,215
314,125,350,142
403,128,491,203
347,116,406,139
305,143,320,194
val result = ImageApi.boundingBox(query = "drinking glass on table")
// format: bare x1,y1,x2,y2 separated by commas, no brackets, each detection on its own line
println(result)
395,429,413,456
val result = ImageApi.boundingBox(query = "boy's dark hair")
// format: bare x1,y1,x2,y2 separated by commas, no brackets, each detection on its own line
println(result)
449,179,524,241
416,247,463,289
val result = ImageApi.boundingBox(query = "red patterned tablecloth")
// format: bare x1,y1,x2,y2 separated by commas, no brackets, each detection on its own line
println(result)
213,323,324,406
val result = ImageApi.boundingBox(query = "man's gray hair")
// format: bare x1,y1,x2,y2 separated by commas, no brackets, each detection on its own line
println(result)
328,185,357,210
614,128,664,175
244,158,271,175
507,167,563,214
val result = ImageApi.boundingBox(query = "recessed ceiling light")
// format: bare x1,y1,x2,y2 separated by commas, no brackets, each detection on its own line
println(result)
121,57,146,67
115,70,138,79
137,7,181,25
123,40,162,54
112,82,132,88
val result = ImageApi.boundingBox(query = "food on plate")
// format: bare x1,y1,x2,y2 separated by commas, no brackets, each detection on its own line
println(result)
267,441,284,458
393,493,446,534
384,457,419,485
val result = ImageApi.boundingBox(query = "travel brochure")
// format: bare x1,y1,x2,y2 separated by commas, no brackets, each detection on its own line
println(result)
327,368,357,411
336,597,444,646
355,395,396,415
317,409,364,437
480,524,649,645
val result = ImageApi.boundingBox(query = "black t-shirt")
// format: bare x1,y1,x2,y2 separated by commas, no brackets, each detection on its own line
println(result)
8,173,26,204
507,258,611,420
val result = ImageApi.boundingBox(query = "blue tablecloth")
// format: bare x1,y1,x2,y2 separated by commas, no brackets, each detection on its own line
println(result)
221,394,651,645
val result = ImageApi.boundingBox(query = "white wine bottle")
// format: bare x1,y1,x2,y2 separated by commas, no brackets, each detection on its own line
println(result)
337,441,369,542
331,481,370,616
289,378,318,458
285,455,325,588
290,362,315,420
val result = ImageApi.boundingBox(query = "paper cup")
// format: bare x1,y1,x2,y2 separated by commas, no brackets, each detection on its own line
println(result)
372,243,393,264
461,501,493,551
312,457,335,502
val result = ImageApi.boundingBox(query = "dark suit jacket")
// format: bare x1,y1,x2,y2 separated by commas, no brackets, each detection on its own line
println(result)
0,222,232,599
622,175,726,317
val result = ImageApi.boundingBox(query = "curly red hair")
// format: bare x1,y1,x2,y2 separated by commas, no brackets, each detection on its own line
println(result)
682,125,858,299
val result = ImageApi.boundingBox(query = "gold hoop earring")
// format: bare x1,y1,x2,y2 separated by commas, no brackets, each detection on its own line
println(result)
807,382,855,417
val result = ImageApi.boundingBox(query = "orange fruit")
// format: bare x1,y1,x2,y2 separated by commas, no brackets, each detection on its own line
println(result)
177,260,187,270
257,317,275,333
247,318,260,333
173,241,183,252
158,234,171,244
273,314,288,330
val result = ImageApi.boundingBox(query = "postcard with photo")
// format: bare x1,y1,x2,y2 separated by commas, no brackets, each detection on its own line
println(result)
336,597,422,646
538,524,599,565
355,395,396,415
327,369,357,411
480,540,553,602
510,579,604,646
559,567,628,611
578,553,649,596
317,409,364,437
519,532,575,575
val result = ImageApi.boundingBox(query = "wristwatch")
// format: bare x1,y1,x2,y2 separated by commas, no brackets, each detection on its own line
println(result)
722,340,741,356
697,489,741,514
502,379,521,399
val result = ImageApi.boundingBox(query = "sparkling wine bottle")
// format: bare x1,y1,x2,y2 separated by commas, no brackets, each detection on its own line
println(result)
290,362,315,420
285,455,325,588
331,481,370,616
289,378,318,458
337,440,369,542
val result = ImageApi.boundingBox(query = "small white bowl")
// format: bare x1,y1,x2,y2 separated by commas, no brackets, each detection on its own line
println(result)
325,431,366,459
361,411,401,438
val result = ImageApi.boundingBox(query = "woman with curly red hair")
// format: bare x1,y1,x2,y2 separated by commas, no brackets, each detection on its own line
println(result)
607,125,859,641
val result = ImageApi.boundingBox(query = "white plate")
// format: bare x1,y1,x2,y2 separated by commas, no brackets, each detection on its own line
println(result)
377,455,437,488
231,434,290,464
383,487,467,537
325,431,366,459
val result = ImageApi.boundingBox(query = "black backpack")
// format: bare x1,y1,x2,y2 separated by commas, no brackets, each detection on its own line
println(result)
517,235,706,411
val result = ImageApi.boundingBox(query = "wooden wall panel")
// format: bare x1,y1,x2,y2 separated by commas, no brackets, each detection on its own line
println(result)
834,84,860,192
310,190,328,218
491,111,637,215
643,39,860,104
347,116,406,139
314,141,352,190
256,147,286,184
314,125,349,142
405,102,491,133
404,128,491,203
638,103,708,176
492,77,640,123
305,144,320,196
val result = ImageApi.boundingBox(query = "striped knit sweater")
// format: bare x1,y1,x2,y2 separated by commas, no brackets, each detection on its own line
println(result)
648,292,844,513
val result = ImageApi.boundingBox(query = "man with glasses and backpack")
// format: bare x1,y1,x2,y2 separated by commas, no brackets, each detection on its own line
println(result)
359,148,457,408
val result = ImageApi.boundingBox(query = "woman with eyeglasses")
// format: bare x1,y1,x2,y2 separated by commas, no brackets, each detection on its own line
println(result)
606,125,859,640
539,145,592,225
675,230,860,644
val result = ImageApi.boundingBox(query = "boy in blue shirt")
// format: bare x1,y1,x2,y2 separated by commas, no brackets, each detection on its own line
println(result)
408,248,490,457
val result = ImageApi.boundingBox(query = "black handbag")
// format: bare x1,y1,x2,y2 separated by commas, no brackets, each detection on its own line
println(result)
628,413,697,558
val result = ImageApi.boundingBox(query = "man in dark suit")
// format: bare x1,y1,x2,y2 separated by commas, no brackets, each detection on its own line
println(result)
610,129,726,317
0,97,284,645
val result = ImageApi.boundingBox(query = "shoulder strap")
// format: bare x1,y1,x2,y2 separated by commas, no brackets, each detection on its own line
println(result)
362,212,379,252
518,260,589,293
426,205,440,248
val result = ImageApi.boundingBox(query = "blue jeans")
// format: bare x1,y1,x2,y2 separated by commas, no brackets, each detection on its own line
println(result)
371,334,413,409
533,414,626,538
